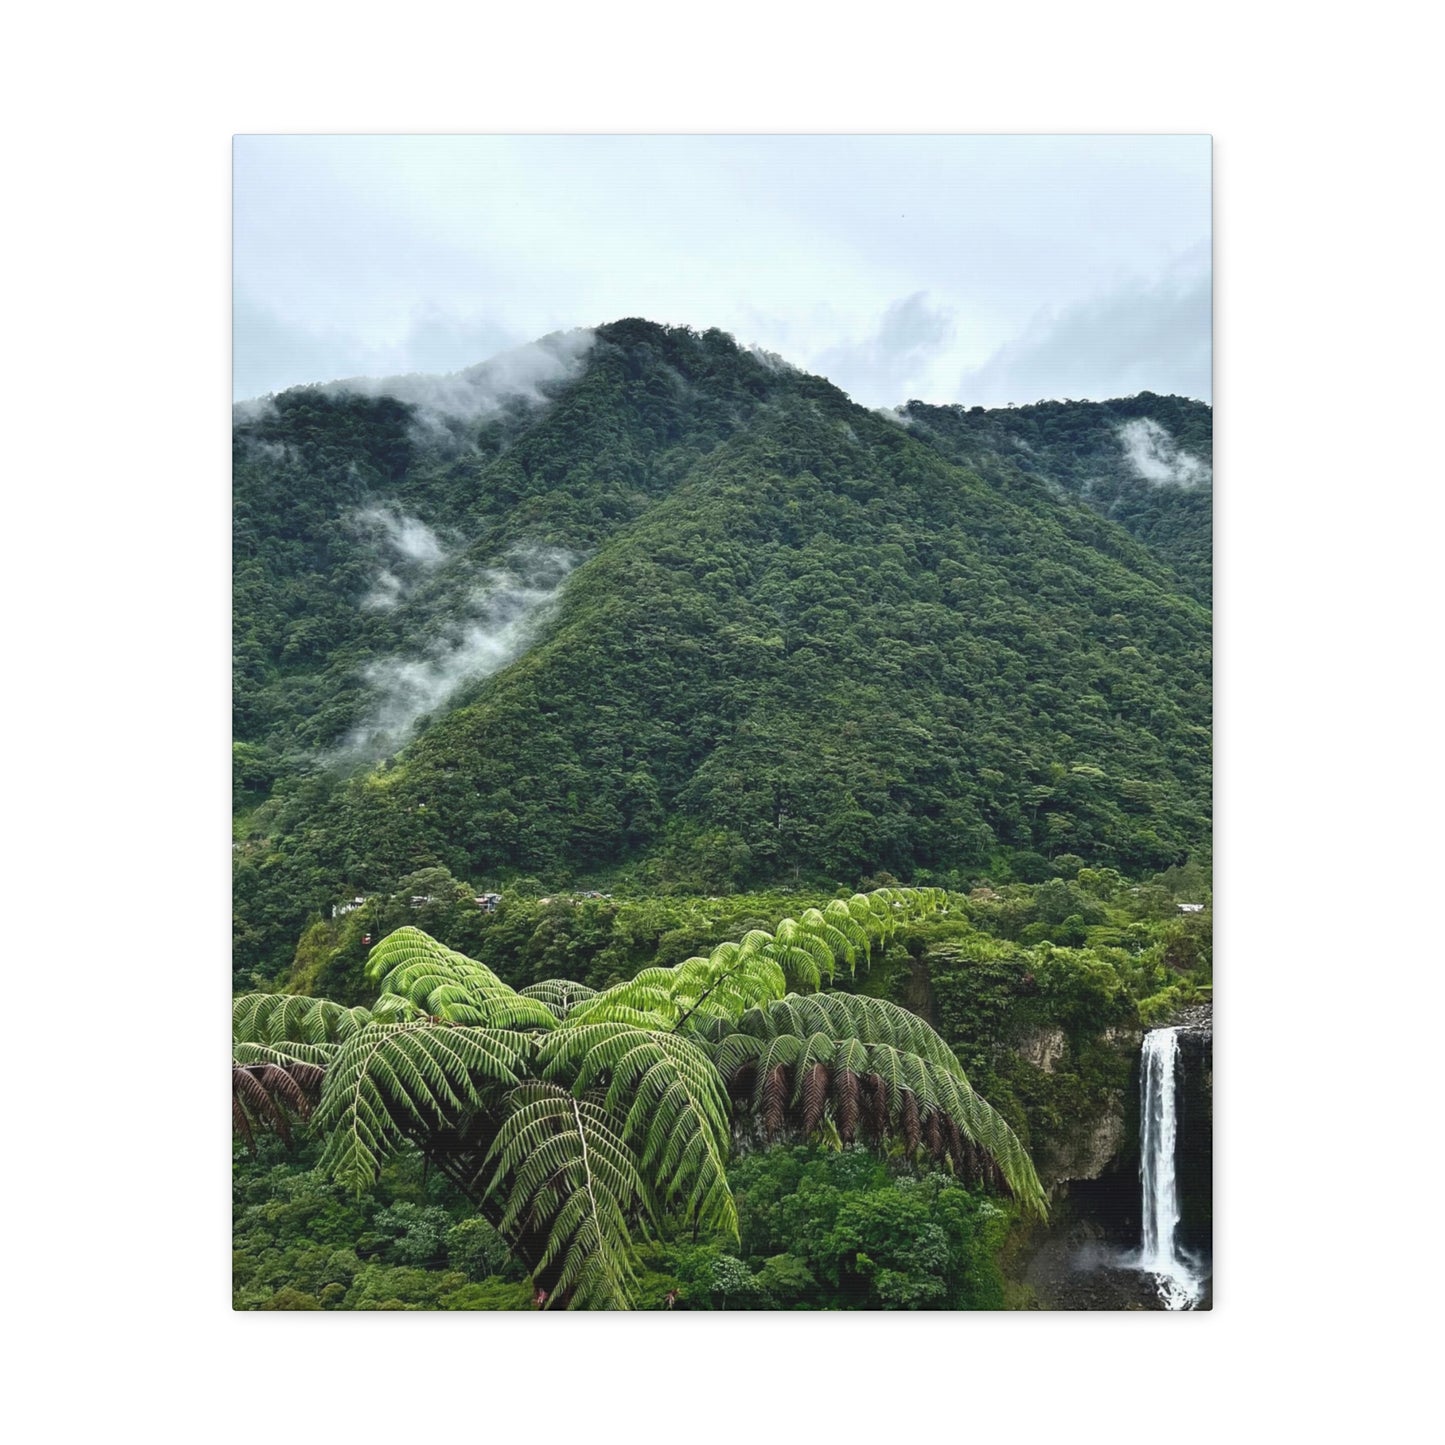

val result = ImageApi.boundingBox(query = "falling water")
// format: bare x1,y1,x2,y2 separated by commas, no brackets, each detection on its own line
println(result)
1136,1027,1204,1310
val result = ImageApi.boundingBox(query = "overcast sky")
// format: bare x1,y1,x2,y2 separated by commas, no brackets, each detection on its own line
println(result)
234,135,1210,409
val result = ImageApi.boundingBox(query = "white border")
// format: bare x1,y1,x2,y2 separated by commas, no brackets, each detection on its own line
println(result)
6,2,1435,1439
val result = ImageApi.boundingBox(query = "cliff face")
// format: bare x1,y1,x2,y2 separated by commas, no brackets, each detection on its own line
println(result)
1175,1021,1213,1255
1011,1024,1135,1188
1023,1008,1211,1206
1008,1004,1213,1307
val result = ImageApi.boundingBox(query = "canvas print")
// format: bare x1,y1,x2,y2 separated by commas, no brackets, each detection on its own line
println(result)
233,134,1212,1311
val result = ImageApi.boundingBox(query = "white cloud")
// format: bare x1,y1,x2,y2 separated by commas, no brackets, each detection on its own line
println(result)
355,505,447,566
1117,418,1212,487
815,292,957,407
350,505,450,609
323,329,596,437
337,547,576,761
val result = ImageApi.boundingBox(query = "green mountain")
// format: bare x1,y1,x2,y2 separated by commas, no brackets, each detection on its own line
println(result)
889,393,1212,603
234,319,1211,979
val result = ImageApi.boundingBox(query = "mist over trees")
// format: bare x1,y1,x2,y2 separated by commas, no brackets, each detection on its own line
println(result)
233,319,1212,1311
234,319,1211,984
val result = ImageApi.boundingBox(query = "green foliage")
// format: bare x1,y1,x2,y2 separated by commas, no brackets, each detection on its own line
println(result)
665,1147,1011,1310
233,1141,528,1311
438,1280,535,1310
882,862,1211,1177
444,1215,518,1282
895,392,1213,603
372,1203,452,1266
313,1018,530,1193
234,888,1043,1308
233,321,1210,982
232,320,1214,1310
486,1082,648,1309
234,870,1217,1309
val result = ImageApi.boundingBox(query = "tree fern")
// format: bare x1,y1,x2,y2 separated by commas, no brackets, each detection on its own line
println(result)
517,979,598,1021
484,1083,646,1309
706,993,1048,1218
232,886,1047,1304
313,1021,531,1192
538,1023,737,1239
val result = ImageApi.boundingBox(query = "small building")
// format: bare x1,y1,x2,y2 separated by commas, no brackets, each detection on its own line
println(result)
1178,902,1205,913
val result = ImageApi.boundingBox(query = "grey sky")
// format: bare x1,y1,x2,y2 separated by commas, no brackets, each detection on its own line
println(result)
234,135,1210,409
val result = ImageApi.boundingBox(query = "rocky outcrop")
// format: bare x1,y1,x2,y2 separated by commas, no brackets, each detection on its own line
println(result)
1017,1026,1066,1074
1011,1023,1141,1189
1046,1108,1127,1185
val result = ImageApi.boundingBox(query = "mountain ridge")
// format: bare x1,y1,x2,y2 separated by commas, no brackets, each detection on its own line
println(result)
233,318,1211,979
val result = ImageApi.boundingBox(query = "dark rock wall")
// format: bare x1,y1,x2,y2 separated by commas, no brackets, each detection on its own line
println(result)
1176,1026,1213,1257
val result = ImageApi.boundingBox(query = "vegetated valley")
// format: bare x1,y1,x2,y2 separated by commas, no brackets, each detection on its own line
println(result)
233,319,1213,1310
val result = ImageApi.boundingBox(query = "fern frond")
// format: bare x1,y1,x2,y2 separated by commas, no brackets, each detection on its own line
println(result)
823,898,873,956
773,919,838,980
365,927,558,1030
566,946,787,1034
709,991,1047,1218
759,937,825,990
518,980,599,1020
669,945,788,1028
797,909,858,969
537,1023,738,1238
926,1066,1047,1217
554,888,944,1037
485,1083,646,1309
314,1021,530,1192
232,1061,323,1151
232,993,370,1048
232,1040,334,1068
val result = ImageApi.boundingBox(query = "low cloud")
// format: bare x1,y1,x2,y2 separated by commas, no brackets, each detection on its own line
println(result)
1117,418,1211,487
337,546,576,760
232,397,278,426
355,505,447,567
235,433,294,464
365,570,405,611
747,344,797,374
324,329,596,441
350,504,450,609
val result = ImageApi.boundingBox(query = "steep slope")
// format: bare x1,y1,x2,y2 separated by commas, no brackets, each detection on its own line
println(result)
233,321,1211,978
894,395,1213,603
233,321,790,796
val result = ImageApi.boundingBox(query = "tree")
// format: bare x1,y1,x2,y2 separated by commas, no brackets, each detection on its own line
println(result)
233,886,1046,1309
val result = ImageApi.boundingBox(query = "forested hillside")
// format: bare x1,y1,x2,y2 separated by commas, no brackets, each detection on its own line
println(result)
234,319,1211,984
893,394,1212,602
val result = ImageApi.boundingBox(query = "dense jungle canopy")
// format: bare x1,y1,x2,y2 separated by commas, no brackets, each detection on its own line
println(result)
233,319,1211,986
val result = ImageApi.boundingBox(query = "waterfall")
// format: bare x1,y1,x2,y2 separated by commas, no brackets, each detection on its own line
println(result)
1136,1027,1204,1310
